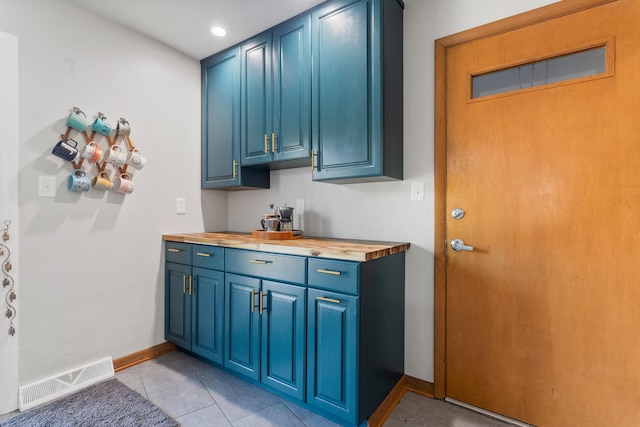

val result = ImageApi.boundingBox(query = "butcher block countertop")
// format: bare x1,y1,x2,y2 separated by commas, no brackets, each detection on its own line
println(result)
163,232,410,262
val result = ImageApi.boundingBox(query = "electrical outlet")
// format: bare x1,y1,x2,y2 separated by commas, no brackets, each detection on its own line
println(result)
410,181,425,202
176,198,186,214
39,176,56,198
296,198,305,214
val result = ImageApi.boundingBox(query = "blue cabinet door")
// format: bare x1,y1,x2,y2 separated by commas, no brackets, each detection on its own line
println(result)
192,267,225,364
311,0,403,182
261,281,306,400
241,32,273,166
202,47,269,189
224,273,261,380
165,262,191,349
242,15,312,167
273,15,312,164
307,288,359,424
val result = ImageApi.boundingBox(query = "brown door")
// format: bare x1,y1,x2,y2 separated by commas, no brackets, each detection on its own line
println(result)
437,1,640,426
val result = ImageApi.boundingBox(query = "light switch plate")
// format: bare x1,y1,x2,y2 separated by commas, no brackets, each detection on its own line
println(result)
176,198,186,214
39,176,56,198
410,181,425,202
296,198,305,214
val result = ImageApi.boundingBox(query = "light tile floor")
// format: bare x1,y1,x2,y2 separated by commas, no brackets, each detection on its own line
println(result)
0,350,513,426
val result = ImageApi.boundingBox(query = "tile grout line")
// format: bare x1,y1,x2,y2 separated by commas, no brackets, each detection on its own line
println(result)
184,355,236,426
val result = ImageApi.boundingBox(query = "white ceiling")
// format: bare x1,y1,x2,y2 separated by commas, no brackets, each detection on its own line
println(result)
70,0,328,59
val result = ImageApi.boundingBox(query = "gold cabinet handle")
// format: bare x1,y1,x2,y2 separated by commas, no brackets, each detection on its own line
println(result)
249,260,269,265
182,274,187,294
259,291,265,315
232,160,238,178
311,149,316,170
251,289,256,313
168,248,182,253
196,252,211,257
189,276,193,295
317,296,341,304
264,134,269,153
317,269,341,276
271,133,277,153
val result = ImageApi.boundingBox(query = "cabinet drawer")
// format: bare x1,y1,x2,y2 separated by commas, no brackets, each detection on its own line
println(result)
225,249,306,284
192,245,224,270
308,258,359,295
165,242,192,265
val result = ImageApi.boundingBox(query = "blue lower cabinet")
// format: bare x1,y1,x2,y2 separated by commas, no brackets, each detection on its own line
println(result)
224,274,261,380
165,263,225,365
191,267,225,364
166,244,406,427
224,274,307,401
307,288,358,425
165,262,191,348
261,281,306,401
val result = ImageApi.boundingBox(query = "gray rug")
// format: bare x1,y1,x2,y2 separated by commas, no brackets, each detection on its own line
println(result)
0,379,178,427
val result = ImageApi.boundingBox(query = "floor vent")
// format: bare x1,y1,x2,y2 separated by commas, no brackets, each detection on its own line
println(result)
18,356,114,411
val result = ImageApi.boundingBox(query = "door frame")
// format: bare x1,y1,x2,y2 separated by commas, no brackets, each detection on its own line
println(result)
433,0,617,399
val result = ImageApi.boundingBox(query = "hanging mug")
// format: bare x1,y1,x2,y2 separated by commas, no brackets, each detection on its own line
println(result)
52,138,79,162
91,113,112,136
67,169,91,192
91,171,113,191
113,173,134,194
126,150,146,170
103,145,127,168
66,107,90,132
81,141,103,163
116,118,131,136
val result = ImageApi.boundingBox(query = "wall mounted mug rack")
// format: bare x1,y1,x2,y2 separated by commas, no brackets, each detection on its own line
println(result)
52,107,146,194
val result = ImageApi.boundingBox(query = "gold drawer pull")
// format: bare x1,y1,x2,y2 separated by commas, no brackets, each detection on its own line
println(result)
317,269,341,276
249,260,269,265
182,274,187,294
168,248,182,253
196,252,211,257
317,296,341,304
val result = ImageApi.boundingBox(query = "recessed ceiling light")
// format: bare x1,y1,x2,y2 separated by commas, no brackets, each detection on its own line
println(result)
211,27,227,37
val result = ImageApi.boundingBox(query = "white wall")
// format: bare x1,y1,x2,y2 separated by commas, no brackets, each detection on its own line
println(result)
0,0,228,390
227,0,558,382
0,30,19,414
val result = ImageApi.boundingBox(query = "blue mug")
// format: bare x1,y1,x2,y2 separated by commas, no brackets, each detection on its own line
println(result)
67,169,91,192
52,138,79,162
91,113,112,136
66,107,90,131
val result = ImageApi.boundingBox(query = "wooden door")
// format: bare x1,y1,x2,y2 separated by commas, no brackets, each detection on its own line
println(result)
436,1,640,426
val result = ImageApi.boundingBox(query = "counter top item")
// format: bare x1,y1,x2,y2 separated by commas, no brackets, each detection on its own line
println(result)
162,232,409,262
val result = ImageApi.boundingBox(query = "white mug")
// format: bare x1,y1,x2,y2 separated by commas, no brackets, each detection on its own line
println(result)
127,150,146,170
113,173,134,194
103,145,126,168
81,142,103,163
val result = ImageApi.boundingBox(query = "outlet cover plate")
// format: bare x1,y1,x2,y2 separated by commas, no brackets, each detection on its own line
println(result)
39,176,56,198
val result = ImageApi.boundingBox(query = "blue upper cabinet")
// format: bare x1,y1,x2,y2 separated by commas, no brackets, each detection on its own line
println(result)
202,47,270,189
241,16,312,168
201,0,402,188
241,32,273,166
311,0,403,182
